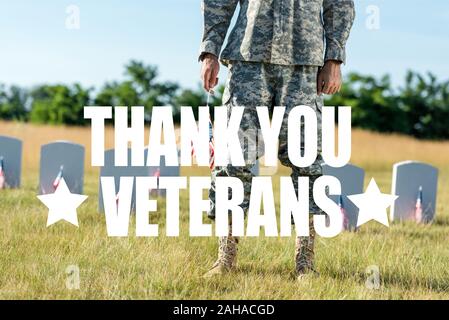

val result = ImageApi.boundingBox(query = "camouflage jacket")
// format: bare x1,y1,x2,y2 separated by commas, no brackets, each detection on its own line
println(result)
199,0,355,66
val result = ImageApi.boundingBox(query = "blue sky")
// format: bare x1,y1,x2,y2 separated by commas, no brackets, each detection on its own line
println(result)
0,0,448,90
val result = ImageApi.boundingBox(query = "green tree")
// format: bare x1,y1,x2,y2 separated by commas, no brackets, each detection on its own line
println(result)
3,60,449,140
172,84,224,121
94,60,179,120
0,85,29,121
94,81,140,107
398,71,449,139
29,84,91,125
326,72,408,134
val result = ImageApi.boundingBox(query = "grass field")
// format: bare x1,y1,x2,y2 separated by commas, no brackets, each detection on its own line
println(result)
0,120,449,299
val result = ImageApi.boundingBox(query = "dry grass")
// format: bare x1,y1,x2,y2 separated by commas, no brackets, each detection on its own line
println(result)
0,120,448,299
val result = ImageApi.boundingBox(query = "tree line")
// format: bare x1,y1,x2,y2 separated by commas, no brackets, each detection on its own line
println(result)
1,60,448,140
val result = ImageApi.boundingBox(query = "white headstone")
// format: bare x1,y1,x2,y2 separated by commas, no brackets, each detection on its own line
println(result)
0,135,22,188
39,141,85,194
322,163,365,231
390,161,438,223
99,148,180,212
148,153,180,197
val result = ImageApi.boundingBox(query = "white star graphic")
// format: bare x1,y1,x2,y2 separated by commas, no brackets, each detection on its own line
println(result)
37,177,88,227
348,178,398,227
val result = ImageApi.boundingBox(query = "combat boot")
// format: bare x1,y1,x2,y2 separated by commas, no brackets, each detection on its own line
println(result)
203,225,238,278
295,233,317,280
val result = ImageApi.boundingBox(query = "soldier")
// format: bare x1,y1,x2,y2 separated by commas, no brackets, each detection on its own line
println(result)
199,0,355,279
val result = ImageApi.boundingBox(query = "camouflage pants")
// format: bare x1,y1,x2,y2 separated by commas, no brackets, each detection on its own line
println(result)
209,60,324,219
208,61,324,272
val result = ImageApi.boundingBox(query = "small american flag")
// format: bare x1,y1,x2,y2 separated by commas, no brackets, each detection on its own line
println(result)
207,90,215,169
115,191,120,205
414,185,423,223
154,168,161,179
191,141,196,158
53,165,64,190
149,167,161,195
208,116,215,169
0,156,5,189
190,91,215,170
338,194,349,231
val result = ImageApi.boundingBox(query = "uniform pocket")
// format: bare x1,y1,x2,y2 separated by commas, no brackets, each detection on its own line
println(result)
221,78,232,106
314,94,323,114
221,63,236,106
298,0,322,11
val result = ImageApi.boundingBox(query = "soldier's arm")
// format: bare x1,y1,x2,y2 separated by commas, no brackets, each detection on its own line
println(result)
322,0,356,64
199,0,239,60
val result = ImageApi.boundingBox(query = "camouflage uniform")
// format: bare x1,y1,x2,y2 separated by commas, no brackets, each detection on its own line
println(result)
200,0,355,66
200,0,355,277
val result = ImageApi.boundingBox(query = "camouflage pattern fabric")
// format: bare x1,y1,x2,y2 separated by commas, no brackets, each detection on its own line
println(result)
199,0,355,66
204,223,239,277
208,60,324,220
295,211,316,274
207,61,325,276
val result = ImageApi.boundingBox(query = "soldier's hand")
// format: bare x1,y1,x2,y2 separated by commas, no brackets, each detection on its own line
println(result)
201,53,220,92
317,60,342,95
